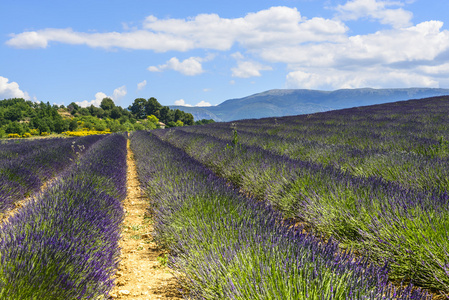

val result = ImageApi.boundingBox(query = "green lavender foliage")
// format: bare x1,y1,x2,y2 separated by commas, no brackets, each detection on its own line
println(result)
151,96,449,293
131,131,427,299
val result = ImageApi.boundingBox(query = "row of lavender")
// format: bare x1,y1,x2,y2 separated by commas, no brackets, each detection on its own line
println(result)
0,134,127,299
0,136,104,214
152,120,449,293
179,97,449,193
235,96,449,155
131,131,427,299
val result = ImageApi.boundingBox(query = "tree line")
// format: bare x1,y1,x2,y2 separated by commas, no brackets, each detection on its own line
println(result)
0,97,213,137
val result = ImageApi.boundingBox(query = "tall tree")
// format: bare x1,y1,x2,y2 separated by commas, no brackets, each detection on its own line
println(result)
128,98,147,119
100,98,115,111
145,97,162,117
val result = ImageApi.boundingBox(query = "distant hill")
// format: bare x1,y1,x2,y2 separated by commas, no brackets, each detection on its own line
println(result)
170,88,449,122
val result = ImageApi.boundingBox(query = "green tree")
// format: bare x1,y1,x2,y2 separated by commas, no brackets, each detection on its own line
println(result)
166,121,177,128
110,106,122,119
5,121,25,135
54,118,69,133
67,102,80,115
147,114,159,124
78,108,90,116
69,119,78,131
159,106,170,123
145,97,162,117
133,123,145,130
128,98,147,119
32,117,52,133
0,109,5,125
100,98,115,111
183,113,194,126
194,119,215,125
88,105,105,118
4,106,23,122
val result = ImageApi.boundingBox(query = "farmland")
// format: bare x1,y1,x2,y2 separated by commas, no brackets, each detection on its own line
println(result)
1,96,449,299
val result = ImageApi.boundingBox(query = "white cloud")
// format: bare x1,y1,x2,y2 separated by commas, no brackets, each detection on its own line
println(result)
148,57,204,76
260,20,449,71
6,7,347,52
286,68,439,90
195,101,212,107
418,63,449,76
174,99,211,107
6,31,49,49
0,76,30,99
231,52,245,60
230,52,273,78
137,80,147,90
335,0,413,28
147,66,160,72
231,61,272,78
76,92,108,107
76,86,127,107
112,85,127,100
6,5,449,89
7,28,194,52
174,99,192,106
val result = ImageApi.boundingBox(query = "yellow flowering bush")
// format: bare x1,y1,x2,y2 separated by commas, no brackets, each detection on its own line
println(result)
62,130,111,136
40,132,50,136
8,133,21,138
30,129,39,136
22,132,32,138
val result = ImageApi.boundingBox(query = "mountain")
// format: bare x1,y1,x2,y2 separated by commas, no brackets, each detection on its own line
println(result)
170,88,449,122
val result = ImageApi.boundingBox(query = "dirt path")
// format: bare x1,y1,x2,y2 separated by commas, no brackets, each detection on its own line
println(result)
109,140,182,299
0,178,57,226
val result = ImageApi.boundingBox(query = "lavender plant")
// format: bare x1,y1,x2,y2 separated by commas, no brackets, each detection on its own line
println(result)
131,131,428,299
151,97,449,293
0,134,127,299
0,135,104,214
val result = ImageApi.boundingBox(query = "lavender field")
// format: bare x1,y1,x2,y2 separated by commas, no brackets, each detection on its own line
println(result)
1,96,448,299
147,96,449,297
0,134,127,299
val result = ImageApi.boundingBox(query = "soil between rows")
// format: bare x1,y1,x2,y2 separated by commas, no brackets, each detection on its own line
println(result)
109,140,182,299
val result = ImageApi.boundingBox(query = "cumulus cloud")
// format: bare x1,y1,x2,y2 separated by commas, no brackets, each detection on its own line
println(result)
76,92,108,107
76,86,127,107
286,68,439,90
174,99,192,106
230,52,272,78
195,100,212,107
112,85,127,100
257,18,449,88
6,28,194,52
335,21,443,64
6,7,347,52
173,99,212,107
335,0,413,28
148,57,205,76
137,80,147,90
0,76,30,99
232,61,272,78
147,66,160,72
6,4,449,89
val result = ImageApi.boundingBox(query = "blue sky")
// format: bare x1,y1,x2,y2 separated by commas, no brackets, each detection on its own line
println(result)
1,0,449,108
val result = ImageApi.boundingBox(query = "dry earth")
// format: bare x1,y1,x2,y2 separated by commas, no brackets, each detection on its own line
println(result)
109,140,182,299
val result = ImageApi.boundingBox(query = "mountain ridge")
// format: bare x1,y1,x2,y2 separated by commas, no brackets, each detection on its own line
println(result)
170,88,449,122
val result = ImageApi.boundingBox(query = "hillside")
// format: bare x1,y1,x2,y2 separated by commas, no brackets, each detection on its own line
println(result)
171,88,449,121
